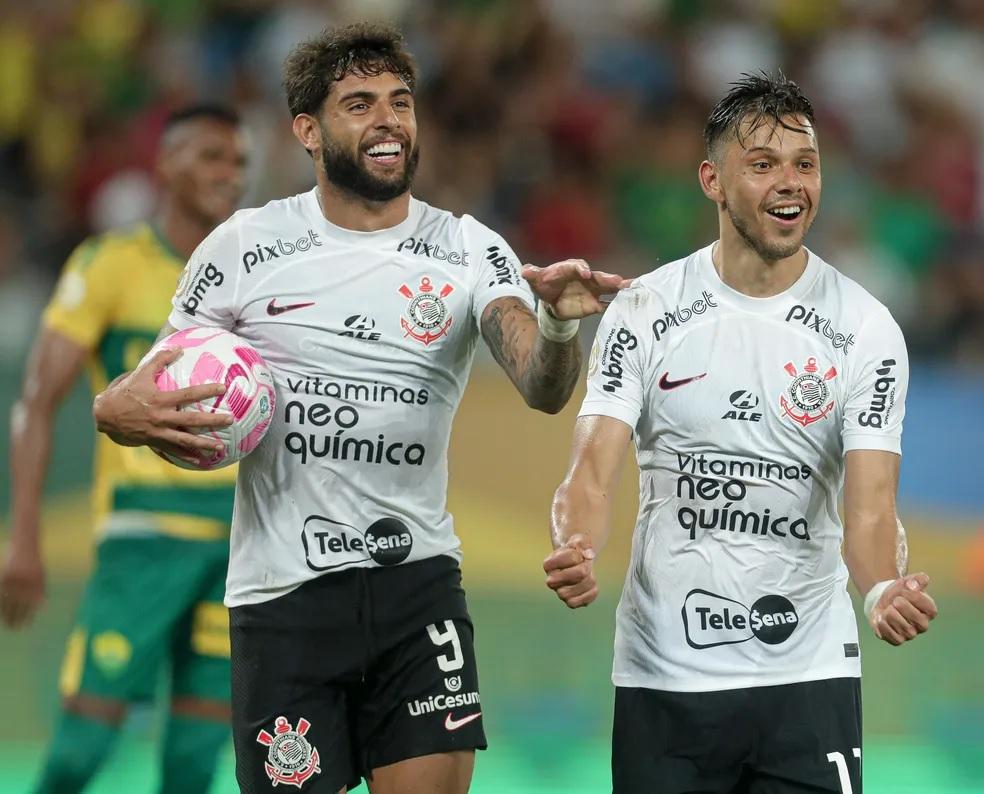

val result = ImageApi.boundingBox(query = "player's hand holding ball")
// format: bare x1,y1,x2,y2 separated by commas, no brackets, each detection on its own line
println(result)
94,327,275,469
865,572,938,645
544,534,598,609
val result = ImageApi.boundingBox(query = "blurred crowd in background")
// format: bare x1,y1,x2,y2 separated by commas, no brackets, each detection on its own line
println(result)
1,0,983,366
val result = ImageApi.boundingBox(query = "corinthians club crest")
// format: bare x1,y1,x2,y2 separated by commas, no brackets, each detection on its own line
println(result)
780,357,837,427
256,716,321,788
399,277,454,345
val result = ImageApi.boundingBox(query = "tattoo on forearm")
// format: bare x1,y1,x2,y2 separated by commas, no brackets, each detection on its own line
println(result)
481,298,581,411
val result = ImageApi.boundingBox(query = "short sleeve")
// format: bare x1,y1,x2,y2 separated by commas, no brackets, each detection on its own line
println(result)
578,288,646,431
470,231,535,325
42,238,119,349
841,311,908,455
168,221,241,331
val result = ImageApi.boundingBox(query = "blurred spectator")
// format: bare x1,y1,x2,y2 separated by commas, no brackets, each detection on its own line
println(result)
0,0,981,362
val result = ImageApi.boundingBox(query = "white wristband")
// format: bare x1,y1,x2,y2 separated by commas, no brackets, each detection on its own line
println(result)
863,579,895,620
537,300,580,343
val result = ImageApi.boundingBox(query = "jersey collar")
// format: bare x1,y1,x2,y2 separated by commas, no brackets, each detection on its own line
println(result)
698,242,822,313
303,187,424,243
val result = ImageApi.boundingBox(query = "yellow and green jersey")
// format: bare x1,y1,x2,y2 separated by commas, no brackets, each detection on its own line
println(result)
43,223,236,542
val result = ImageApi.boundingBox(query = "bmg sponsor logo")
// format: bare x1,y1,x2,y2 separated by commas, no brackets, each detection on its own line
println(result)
858,359,897,428
682,589,798,649
302,515,412,571
785,305,855,354
398,237,469,266
242,230,322,273
600,327,638,392
652,291,717,342
484,245,520,287
179,262,223,315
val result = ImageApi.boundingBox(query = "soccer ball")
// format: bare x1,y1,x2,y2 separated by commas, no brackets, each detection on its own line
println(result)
149,327,276,470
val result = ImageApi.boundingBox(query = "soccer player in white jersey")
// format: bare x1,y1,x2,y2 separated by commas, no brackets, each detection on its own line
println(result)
90,23,628,794
543,74,938,793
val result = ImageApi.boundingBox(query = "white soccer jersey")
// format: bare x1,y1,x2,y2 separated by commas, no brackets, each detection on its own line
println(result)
581,243,908,692
168,189,534,606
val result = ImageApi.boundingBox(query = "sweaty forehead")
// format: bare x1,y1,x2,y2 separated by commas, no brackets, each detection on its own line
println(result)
329,69,411,99
736,114,816,153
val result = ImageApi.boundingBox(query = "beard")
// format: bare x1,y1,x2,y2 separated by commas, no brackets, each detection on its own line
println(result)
320,126,420,203
725,199,810,263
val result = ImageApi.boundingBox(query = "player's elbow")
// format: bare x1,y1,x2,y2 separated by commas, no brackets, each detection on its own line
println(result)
528,395,567,414
523,385,574,414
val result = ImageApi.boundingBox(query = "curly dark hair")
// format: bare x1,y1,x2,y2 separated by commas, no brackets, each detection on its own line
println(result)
282,22,418,118
703,72,816,161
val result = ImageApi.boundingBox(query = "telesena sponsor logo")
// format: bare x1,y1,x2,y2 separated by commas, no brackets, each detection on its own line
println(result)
785,305,855,353
652,291,717,342
242,230,322,273
858,358,897,428
302,515,412,571
682,589,799,649
178,262,223,315
397,237,469,266
600,327,638,392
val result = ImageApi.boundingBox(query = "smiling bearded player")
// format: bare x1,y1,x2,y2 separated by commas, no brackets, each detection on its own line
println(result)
90,22,630,794
543,73,938,794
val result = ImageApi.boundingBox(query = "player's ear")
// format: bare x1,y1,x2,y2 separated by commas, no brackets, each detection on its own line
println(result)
292,114,321,156
699,159,723,204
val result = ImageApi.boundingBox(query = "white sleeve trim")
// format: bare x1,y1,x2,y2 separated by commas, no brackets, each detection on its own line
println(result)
166,309,204,332
842,432,901,455
473,284,535,323
577,401,639,431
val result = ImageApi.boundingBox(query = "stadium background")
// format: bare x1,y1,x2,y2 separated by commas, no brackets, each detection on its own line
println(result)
1,0,982,792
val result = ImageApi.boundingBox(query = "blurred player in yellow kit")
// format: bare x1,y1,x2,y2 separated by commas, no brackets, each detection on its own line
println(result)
0,105,248,793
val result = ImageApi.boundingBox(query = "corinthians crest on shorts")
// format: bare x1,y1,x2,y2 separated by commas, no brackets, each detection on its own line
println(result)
399,277,454,345
256,716,321,788
780,356,837,427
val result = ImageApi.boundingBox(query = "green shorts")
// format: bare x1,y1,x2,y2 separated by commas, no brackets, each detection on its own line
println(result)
58,534,230,704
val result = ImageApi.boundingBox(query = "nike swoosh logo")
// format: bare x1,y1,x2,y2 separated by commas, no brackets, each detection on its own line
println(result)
444,712,482,731
658,372,707,390
267,298,315,316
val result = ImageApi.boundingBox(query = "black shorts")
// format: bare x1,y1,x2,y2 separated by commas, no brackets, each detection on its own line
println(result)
230,555,486,793
613,678,862,794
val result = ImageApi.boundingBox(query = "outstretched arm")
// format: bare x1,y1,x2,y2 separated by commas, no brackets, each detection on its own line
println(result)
480,259,631,414
544,415,633,608
843,449,937,645
480,296,580,414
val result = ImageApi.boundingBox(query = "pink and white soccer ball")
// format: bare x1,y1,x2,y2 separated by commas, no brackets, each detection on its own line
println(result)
150,327,276,470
